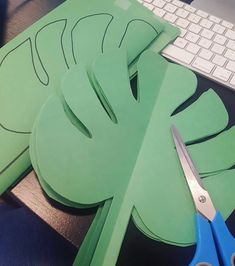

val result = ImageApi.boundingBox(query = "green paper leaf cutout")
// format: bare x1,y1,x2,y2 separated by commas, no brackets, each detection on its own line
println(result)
71,14,114,67
73,200,112,266
30,118,82,208
30,49,229,265
203,170,235,219
189,126,235,174
31,113,111,265
33,19,69,86
0,39,49,133
173,89,229,144
0,0,178,194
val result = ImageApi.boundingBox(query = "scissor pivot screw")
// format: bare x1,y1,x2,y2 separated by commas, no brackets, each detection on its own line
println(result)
198,195,206,203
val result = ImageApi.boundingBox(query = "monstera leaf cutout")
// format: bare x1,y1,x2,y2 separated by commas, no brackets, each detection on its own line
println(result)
30,49,235,265
0,0,177,193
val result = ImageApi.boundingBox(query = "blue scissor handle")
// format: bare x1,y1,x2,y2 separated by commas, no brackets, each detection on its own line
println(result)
190,213,219,266
211,211,235,266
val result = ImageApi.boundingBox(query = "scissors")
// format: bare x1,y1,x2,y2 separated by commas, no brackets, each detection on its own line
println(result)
171,125,235,266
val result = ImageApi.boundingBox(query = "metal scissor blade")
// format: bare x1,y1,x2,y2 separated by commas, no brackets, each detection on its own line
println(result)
171,125,216,221
171,125,203,188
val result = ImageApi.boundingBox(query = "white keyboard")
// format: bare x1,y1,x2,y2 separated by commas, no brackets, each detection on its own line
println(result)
139,0,235,91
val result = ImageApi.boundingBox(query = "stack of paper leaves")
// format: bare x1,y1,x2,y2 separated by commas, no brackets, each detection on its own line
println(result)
0,0,179,194
30,48,235,265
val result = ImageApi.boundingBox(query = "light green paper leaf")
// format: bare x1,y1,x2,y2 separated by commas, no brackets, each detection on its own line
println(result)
73,200,112,266
204,169,235,219
0,0,176,194
173,89,229,143
30,116,82,208
31,113,111,264
30,49,229,265
189,126,235,174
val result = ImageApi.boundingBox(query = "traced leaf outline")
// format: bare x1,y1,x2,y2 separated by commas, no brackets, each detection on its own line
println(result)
0,20,69,175
71,13,114,64
0,146,29,175
0,14,113,175
118,19,160,48
34,19,69,85
0,38,34,134
0,10,166,188
0,123,31,134
0,19,68,135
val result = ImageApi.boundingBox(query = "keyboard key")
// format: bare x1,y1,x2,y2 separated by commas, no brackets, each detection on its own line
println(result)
185,32,200,43
212,24,225,34
172,0,184,7
184,5,196,13
225,49,235,60
176,8,189,18
198,37,212,49
179,28,187,37
188,23,202,34
201,29,214,39
153,0,165,8
230,75,235,86
164,3,177,13
174,37,188,48
163,44,195,64
188,13,200,24
211,43,225,54
141,0,235,90
221,20,234,29
214,34,227,45
226,61,235,72
212,55,227,66
192,57,214,73
200,18,213,29
213,66,231,81
209,15,221,24
164,13,177,23
153,7,166,17
186,43,200,54
225,30,235,40
199,49,213,60
176,18,189,28
226,40,235,51
196,10,208,18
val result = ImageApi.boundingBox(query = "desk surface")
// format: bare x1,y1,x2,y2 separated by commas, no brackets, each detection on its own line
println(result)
1,0,235,265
